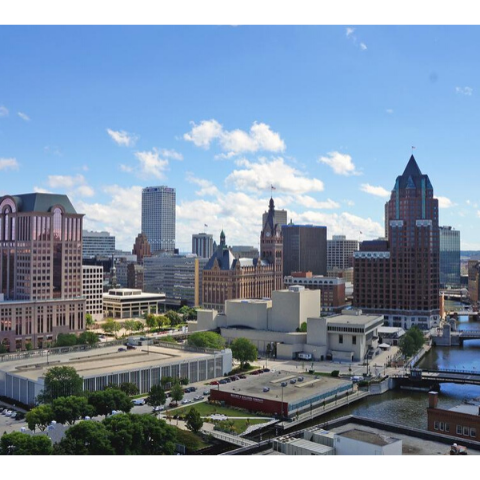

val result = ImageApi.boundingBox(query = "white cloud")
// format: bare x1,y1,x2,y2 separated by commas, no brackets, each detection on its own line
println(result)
186,173,220,197
226,157,324,194
107,128,138,147
386,109,394,114
0,106,9,117
345,28,367,51
360,183,390,198
456,86,473,96
318,151,360,176
133,149,169,180
295,195,340,210
184,119,286,156
160,149,183,161
76,185,143,249
46,174,94,197
120,164,134,173
183,119,223,149
437,196,455,208
0,158,19,171
18,112,30,121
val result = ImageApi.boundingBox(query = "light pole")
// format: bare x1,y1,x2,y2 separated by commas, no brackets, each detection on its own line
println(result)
281,383,285,420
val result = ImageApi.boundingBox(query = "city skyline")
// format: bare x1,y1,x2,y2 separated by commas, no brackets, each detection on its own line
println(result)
2,26,480,251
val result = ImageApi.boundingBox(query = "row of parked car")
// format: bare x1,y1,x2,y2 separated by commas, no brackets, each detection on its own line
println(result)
0,407,24,420
250,368,271,375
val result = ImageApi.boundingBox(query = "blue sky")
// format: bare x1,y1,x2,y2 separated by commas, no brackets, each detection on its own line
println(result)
1,25,480,251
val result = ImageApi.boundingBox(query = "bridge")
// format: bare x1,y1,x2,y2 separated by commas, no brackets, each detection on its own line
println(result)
394,368,480,387
207,430,258,447
458,330,480,343
448,311,480,317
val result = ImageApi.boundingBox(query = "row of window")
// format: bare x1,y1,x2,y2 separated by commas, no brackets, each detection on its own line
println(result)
433,421,477,438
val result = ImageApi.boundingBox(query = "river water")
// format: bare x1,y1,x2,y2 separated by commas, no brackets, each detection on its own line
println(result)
310,308,480,431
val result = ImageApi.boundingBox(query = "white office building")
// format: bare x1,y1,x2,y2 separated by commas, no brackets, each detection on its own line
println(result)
82,230,115,258
82,265,104,321
141,186,176,253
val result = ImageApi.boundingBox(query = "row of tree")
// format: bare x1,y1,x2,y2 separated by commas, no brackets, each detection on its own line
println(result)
398,326,425,358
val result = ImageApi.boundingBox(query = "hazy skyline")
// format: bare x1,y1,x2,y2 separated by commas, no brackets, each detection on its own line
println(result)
1,26,479,251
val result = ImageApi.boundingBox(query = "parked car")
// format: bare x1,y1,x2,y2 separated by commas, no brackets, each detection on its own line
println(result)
132,398,145,405
219,379,227,384
190,386,197,392
10,412,17,419
290,379,296,384
262,368,270,373
181,399,191,404
263,387,270,392
203,390,210,396
118,347,127,352
239,375,247,379
154,405,165,412
210,381,219,386
4,410,12,416
15,412,25,421
193,395,203,401
298,376,304,382
126,344,136,350
229,376,238,381
224,378,232,383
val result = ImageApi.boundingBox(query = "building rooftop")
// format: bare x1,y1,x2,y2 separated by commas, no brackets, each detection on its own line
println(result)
2,344,221,382
9,193,78,214
449,403,480,415
338,428,399,446
327,312,384,327
214,370,351,405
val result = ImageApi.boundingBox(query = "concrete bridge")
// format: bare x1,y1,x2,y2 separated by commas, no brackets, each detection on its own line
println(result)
393,368,480,388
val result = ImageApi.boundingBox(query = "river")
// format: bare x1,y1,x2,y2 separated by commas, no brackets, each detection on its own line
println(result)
307,308,480,431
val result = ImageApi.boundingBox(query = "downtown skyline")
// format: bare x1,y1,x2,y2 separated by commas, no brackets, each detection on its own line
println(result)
1,26,479,251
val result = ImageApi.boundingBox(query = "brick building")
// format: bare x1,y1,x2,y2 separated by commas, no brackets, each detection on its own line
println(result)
354,156,440,330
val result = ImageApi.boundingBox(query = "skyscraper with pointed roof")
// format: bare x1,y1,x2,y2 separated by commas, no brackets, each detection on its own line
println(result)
354,156,440,330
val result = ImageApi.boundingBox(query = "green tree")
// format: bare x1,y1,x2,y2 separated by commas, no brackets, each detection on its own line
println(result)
123,319,137,335
26,405,54,432
0,432,53,455
160,376,174,389
55,333,78,347
188,331,225,349
399,334,416,358
185,407,203,434
231,337,257,368
0,343,8,354
77,331,99,346
146,384,166,410
103,318,121,338
134,320,144,332
85,313,95,329
52,396,95,425
102,413,177,455
145,314,158,330
88,389,133,416
165,310,182,327
170,381,184,405
156,315,170,328
53,421,114,455
40,366,84,403
119,382,139,396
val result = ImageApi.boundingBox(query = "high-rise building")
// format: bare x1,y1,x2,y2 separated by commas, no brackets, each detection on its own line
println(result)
282,224,327,277
82,265,104,322
439,226,461,288
132,232,151,264
231,245,259,259
141,186,176,253
0,193,86,351
82,230,115,258
260,197,284,291
192,233,213,259
144,255,208,307
353,156,440,330
467,260,480,304
327,235,360,270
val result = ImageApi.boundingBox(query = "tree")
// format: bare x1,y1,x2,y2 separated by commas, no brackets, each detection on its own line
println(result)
170,381,184,405
26,405,54,432
53,421,114,455
145,315,158,330
123,320,137,335
119,382,139,396
85,313,95,329
55,333,78,347
165,310,182,327
188,331,225,349
77,331,99,346
103,318,122,338
399,326,425,358
102,414,177,455
160,376,174,389
87,389,133,416
0,432,53,455
40,366,84,403
185,407,203,434
134,320,144,332
51,396,95,426
146,384,166,410
231,337,257,368
157,315,170,328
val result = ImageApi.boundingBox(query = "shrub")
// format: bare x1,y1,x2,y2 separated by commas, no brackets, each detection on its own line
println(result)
331,370,340,377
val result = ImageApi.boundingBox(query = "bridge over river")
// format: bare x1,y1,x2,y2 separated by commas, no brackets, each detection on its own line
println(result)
393,368,480,388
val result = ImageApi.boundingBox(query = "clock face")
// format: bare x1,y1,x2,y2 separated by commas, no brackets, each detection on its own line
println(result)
265,231,271,237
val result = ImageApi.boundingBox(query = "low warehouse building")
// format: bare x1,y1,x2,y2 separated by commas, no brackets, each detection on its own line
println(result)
209,370,352,418
0,343,232,406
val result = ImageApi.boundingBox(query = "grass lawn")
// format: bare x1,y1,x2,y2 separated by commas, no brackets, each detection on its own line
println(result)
169,401,267,419
215,418,266,434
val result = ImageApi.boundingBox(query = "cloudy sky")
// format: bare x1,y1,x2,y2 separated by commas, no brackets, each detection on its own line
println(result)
1,25,479,251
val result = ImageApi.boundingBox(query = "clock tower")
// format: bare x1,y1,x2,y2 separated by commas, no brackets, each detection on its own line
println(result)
260,197,284,290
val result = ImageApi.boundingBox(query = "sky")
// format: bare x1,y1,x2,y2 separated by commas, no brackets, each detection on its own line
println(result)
1,25,480,251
